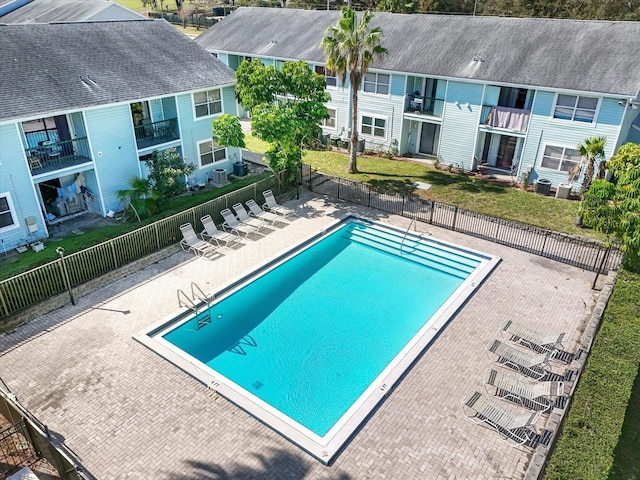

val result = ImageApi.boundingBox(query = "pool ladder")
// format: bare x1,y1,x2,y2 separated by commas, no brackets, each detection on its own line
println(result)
177,282,213,330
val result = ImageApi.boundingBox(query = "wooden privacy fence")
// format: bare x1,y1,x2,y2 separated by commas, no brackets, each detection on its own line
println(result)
304,166,623,273
0,175,285,320
0,383,93,479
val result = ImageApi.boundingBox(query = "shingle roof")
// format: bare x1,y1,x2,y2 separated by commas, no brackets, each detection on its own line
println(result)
0,20,236,123
0,0,144,24
196,7,640,97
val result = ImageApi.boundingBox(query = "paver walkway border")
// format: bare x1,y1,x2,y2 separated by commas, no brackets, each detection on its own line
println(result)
0,193,607,479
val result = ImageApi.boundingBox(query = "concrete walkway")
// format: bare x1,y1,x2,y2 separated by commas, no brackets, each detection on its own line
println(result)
0,193,600,479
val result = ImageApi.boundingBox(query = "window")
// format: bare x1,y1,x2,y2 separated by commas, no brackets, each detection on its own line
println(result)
553,94,598,123
194,89,222,118
363,72,390,95
361,115,386,138
540,145,582,172
0,193,17,231
198,140,226,167
323,108,337,129
314,65,337,87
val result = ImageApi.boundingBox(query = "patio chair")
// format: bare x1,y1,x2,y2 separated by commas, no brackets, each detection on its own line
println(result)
262,190,295,218
245,199,282,225
179,223,218,257
220,208,258,238
483,368,565,413
232,203,268,232
462,390,541,447
486,339,554,380
200,215,241,247
499,320,569,354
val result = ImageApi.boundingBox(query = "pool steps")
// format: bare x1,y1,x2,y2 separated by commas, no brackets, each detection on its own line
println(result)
344,224,478,278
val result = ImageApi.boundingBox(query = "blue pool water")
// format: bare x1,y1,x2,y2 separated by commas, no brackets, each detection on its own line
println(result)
163,221,481,436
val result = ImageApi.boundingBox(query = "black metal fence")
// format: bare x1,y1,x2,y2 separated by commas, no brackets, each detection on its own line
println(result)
303,166,623,273
147,11,218,28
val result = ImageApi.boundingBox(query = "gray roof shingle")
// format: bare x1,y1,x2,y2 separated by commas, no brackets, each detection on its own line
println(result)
196,8,640,97
0,0,144,24
0,20,236,123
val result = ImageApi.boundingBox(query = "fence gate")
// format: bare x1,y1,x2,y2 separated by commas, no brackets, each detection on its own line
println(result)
0,418,40,476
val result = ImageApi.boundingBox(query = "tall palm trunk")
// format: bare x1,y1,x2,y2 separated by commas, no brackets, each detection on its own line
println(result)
349,85,359,174
582,159,595,195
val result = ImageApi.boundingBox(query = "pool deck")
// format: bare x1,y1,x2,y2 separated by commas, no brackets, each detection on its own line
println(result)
0,193,601,479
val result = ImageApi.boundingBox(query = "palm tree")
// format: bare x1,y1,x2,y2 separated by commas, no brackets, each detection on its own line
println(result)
568,135,607,195
321,8,387,174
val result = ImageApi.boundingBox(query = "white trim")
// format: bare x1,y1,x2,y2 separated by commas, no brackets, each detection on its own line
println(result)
196,138,226,168
361,71,391,98
134,215,500,465
538,142,582,174
359,112,389,140
313,64,339,89
192,88,224,121
0,191,20,233
0,86,236,127
549,92,601,125
323,107,338,131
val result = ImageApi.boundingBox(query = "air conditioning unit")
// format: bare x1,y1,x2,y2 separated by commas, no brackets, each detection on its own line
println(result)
211,168,229,187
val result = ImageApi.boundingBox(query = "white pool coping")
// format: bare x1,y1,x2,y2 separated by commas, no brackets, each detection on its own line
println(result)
134,214,500,464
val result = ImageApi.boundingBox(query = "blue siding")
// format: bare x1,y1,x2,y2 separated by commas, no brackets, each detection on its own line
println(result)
228,55,240,70
390,74,404,96
70,112,87,137
438,81,483,170
521,91,620,187
357,87,404,151
324,84,350,137
217,52,229,66
176,92,239,184
222,85,237,116
84,104,141,215
0,124,45,248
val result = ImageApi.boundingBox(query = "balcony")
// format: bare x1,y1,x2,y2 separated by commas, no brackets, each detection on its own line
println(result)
26,136,92,175
134,118,179,150
480,105,530,133
405,96,445,117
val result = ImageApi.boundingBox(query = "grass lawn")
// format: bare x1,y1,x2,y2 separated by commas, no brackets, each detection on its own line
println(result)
113,0,149,12
258,138,594,238
0,174,270,281
544,269,640,480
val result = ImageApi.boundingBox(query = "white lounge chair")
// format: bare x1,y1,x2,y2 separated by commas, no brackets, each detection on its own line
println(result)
179,223,218,257
220,208,258,238
245,199,282,225
499,320,569,354
483,368,564,413
200,215,241,247
462,390,541,447
262,190,294,218
232,203,268,232
486,339,555,380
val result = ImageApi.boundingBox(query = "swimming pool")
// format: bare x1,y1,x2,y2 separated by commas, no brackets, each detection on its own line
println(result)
136,216,499,463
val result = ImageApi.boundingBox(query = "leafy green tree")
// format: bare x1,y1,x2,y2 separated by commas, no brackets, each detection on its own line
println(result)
235,59,330,177
582,143,640,272
145,147,195,199
321,7,387,174
212,113,246,150
377,0,417,13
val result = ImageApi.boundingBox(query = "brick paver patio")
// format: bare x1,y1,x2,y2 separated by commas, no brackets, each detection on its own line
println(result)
0,193,600,479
